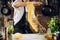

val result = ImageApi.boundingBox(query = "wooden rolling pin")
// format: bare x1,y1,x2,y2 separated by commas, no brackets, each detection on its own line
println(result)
4,18,8,40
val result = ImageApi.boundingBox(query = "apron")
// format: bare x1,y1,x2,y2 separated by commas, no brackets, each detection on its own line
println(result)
14,0,32,33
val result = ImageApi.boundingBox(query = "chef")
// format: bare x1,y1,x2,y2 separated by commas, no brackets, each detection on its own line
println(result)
12,0,43,33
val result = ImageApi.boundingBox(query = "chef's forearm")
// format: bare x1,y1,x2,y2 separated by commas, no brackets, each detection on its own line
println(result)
12,2,28,8
12,1,43,8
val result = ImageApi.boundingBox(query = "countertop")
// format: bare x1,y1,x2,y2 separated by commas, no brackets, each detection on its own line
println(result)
12,34,46,40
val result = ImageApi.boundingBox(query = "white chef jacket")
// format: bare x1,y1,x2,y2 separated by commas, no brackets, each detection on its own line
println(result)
12,0,35,25
12,0,24,25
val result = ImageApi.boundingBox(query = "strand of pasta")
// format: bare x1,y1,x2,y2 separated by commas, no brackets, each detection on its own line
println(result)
27,2,38,32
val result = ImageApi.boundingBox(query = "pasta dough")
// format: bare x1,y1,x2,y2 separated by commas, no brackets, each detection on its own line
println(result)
27,2,38,32
13,33,23,38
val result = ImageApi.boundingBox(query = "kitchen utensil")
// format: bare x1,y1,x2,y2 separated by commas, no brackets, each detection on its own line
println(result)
1,0,11,16
40,0,57,16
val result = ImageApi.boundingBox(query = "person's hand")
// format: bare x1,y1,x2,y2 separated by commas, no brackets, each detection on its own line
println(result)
33,2,43,6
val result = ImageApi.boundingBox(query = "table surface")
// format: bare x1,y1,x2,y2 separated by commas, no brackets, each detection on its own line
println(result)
12,34,46,40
